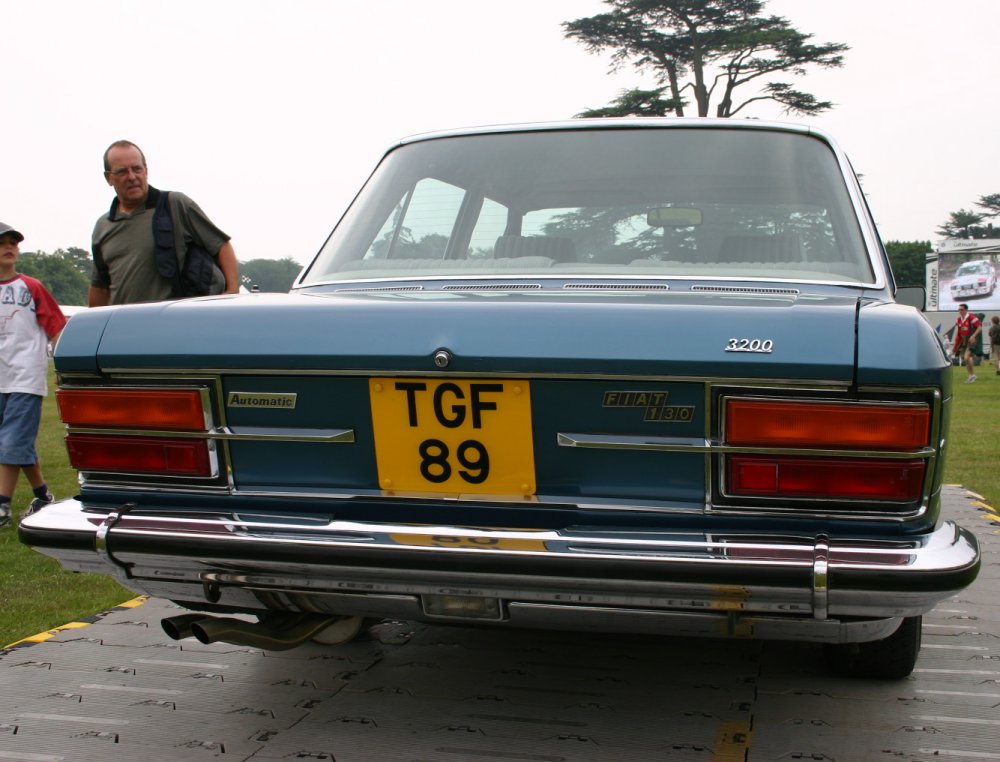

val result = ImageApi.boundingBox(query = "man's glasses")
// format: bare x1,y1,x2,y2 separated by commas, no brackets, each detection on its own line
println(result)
107,165,146,178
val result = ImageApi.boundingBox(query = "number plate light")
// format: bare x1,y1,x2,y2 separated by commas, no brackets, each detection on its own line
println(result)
422,594,503,621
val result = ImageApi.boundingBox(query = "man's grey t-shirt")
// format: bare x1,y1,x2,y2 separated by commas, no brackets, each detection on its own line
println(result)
91,188,229,305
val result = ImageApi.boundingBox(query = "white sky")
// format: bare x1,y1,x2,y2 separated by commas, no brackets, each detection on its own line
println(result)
4,0,998,264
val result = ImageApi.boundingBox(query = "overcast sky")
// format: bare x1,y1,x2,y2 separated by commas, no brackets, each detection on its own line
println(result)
4,0,999,265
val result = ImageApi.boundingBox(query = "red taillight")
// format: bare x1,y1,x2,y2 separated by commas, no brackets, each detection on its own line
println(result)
58,387,213,478
65,434,211,477
728,456,925,501
57,389,206,431
725,399,929,450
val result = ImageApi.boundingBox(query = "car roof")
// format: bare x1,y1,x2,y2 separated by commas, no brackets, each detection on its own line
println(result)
394,117,835,149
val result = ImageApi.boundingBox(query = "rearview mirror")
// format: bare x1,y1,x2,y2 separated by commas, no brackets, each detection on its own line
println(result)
895,286,925,311
647,207,703,228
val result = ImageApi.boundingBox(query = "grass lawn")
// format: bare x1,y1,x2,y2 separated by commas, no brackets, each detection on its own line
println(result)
2,363,998,647
0,366,129,647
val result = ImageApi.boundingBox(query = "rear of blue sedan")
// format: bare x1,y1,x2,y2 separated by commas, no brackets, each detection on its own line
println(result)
21,120,979,678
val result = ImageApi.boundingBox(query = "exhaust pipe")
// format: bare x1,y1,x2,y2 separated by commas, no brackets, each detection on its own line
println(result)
189,612,356,650
161,613,211,641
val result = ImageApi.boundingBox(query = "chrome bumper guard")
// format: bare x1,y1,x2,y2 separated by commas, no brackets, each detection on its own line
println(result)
20,499,981,644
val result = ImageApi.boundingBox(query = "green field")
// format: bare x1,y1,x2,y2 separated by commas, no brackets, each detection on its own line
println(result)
3,364,998,647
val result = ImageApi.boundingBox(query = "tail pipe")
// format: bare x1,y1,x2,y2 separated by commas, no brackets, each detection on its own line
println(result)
162,612,361,650
161,613,212,641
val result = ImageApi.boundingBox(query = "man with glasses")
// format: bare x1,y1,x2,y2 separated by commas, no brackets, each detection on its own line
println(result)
89,140,239,306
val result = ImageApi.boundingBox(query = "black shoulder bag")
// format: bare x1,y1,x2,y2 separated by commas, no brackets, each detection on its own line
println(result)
152,190,225,298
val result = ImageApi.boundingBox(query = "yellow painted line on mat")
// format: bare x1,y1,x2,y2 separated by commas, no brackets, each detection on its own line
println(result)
712,720,752,760
3,596,147,650
964,491,1000,532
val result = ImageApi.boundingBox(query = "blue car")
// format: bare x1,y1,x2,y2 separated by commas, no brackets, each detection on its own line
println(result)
21,119,980,678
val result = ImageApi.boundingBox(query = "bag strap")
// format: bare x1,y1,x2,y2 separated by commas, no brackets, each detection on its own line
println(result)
151,188,185,298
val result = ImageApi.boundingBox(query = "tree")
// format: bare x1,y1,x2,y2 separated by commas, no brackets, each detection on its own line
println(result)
976,193,1000,220
576,87,683,118
884,240,930,289
60,247,93,279
936,209,993,240
17,250,90,305
565,0,848,118
936,193,1000,240
240,257,303,292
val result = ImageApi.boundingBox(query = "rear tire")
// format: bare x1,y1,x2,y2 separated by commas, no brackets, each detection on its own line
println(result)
825,616,922,679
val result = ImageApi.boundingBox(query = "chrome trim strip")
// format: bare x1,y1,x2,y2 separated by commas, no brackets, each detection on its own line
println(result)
220,427,355,443
66,426,355,444
558,433,708,452
295,272,878,292
65,368,854,386
557,432,934,460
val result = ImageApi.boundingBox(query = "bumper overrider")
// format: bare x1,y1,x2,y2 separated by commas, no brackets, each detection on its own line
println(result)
20,498,981,645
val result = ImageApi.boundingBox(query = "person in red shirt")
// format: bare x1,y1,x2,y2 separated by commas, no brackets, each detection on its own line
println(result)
954,303,983,383
0,223,67,528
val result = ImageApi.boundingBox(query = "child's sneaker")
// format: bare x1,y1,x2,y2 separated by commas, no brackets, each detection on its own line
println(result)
25,492,54,516
0,503,11,528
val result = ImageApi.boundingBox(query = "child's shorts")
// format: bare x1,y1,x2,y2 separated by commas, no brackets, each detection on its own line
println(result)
0,393,43,466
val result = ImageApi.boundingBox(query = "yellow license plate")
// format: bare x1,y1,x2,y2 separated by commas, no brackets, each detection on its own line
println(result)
370,378,535,495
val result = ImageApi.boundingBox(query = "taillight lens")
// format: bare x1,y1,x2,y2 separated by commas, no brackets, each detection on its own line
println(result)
57,389,206,431
725,399,929,450
66,434,211,477
58,387,214,479
723,397,932,506
728,456,926,501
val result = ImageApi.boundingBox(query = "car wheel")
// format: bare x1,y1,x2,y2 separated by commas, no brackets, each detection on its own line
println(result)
824,616,922,679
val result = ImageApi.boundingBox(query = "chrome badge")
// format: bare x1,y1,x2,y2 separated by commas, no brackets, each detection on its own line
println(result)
227,392,297,409
725,338,774,353
602,391,694,422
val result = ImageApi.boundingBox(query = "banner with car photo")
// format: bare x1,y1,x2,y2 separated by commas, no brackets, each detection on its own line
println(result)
927,239,1000,311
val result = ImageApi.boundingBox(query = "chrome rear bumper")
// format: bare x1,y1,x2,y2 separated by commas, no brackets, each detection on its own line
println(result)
20,498,980,644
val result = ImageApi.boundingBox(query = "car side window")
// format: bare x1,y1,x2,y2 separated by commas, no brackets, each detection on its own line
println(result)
468,198,509,260
363,178,466,261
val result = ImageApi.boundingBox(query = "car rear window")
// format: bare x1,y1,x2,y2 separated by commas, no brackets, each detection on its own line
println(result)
300,127,874,285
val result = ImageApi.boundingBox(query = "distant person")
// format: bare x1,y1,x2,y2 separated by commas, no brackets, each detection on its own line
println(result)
954,303,982,383
0,223,67,528
990,315,1000,375
89,140,240,306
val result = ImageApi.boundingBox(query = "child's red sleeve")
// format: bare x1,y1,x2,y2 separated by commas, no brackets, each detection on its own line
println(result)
26,278,68,339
